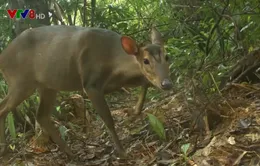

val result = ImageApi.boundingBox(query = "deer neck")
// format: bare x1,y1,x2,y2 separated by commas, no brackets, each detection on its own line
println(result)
116,54,145,79
103,54,147,93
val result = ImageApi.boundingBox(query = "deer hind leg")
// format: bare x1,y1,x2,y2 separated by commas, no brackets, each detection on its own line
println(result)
36,88,73,157
0,82,36,156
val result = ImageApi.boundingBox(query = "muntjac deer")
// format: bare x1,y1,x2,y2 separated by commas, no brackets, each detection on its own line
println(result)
0,25,172,158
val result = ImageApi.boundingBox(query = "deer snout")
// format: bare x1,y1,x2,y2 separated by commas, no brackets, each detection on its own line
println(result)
161,79,172,90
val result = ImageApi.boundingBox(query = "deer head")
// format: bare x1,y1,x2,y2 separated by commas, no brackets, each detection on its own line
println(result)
121,27,172,90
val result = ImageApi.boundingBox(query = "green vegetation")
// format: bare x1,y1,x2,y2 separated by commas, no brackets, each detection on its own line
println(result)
0,0,259,164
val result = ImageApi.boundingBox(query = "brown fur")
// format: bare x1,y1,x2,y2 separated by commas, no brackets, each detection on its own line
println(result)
0,25,172,158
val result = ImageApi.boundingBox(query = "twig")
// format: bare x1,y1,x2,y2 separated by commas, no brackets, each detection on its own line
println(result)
232,62,260,84
199,0,230,70
232,151,247,165
110,17,152,25
206,0,229,56
126,23,169,37
121,87,130,94
210,72,235,113
147,141,174,165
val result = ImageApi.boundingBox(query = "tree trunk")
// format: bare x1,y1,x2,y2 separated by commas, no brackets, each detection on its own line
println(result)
83,0,87,26
32,0,51,26
8,0,29,36
91,0,96,27
68,14,73,25
73,0,79,25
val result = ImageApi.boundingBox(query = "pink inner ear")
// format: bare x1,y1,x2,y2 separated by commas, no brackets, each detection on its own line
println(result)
121,36,137,55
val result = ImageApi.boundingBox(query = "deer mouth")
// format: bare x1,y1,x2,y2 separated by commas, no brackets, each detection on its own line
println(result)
150,78,172,91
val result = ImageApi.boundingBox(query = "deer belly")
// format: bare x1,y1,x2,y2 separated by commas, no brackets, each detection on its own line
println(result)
35,69,82,91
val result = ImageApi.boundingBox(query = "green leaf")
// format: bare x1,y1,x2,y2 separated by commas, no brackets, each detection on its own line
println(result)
59,125,68,141
7,112,16,139
202,73,210,86
147,113,166,140
56,106,61,112
181,143,190,155
9,144,15,151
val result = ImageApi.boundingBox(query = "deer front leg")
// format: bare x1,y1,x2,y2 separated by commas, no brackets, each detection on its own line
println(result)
134,84,148,115
85,87,126,158
0,97,8,157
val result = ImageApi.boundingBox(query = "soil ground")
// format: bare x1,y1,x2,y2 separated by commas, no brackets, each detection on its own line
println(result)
1,83,260,166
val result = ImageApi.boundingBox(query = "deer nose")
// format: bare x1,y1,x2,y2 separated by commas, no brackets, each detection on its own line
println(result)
161,79,172,90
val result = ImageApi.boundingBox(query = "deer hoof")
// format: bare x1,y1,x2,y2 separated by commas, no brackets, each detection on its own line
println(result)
118,151,128,159
134,107,143,115
115,146,128,159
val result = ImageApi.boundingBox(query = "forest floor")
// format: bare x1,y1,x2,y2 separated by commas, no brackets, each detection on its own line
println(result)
1,83,260,166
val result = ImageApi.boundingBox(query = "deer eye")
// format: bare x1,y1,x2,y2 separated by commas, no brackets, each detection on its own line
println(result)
165,55,169,61
143,58,150,65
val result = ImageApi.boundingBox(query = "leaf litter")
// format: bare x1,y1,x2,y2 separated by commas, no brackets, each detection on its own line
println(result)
1,83,260,165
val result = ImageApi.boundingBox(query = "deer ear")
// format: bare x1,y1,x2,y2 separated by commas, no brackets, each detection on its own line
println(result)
151,27,164,45
121,36,138,55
